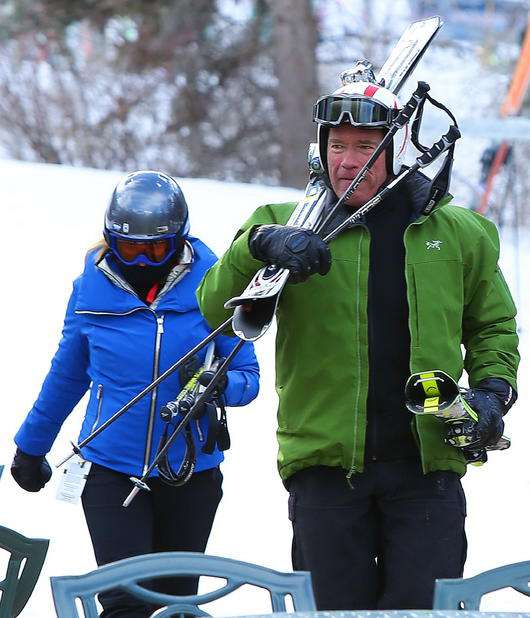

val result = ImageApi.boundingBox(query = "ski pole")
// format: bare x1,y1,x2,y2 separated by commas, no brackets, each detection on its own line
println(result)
55,316,233,468
314,80,431,235
323,125,461,243
122,339,245,507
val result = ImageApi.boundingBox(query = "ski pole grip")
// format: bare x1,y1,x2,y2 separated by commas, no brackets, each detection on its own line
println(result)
417,125,461,167
394,81,430,127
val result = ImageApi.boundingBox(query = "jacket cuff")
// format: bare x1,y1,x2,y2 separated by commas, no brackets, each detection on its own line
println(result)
224,370,252,407
229,227,264,277
476,377,517,414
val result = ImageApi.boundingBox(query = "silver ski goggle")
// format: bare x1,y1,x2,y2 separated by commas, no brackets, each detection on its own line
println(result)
313,95,398,128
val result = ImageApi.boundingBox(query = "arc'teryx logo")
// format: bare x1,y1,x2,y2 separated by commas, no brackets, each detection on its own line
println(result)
426,240,443,250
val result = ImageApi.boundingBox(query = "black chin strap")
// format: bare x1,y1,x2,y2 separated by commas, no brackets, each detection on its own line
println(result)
410,93,459,215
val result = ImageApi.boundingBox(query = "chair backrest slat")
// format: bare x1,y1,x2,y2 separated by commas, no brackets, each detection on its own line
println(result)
0,525,49,618
51,551,316,617
434,561,530,610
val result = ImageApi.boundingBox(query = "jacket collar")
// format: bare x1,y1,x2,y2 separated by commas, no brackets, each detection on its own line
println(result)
402,171,433,222
74,237,217,314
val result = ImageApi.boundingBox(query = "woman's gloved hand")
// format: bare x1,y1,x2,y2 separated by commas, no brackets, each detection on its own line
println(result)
199,368,228,399
11,448,52,492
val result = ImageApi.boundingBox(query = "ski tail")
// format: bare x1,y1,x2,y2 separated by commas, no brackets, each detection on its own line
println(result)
405,370,511,465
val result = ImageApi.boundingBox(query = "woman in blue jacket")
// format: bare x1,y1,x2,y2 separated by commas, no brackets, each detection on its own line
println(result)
12,170,260,617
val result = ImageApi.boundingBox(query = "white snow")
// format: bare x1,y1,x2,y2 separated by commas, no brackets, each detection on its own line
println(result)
0,158,528,616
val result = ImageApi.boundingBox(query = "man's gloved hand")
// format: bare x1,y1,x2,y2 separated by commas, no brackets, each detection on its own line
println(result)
11,448,52,492
249,225,331,284
460,378,516,449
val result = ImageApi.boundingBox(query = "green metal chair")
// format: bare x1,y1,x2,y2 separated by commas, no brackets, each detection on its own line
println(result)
51,551,316,618
0,524,49,618
433,561,530,610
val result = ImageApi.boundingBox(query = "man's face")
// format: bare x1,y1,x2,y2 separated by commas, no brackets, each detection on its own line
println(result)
327,124,388,209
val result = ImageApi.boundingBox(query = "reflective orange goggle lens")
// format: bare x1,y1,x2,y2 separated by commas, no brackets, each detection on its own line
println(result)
115,238,171,264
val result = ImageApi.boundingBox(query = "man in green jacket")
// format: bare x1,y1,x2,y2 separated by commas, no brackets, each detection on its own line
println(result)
197,74,519,610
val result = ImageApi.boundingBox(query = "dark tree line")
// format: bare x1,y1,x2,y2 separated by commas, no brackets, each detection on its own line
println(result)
0,0,318,188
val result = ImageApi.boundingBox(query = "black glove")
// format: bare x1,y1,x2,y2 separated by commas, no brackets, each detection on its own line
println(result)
199,369,228,399
11,448,52,492
179,354,201,386
461,378,516,449
249,225,331,284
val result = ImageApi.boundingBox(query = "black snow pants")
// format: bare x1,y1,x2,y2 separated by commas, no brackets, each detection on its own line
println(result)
81,463,223,618
287,460,467,611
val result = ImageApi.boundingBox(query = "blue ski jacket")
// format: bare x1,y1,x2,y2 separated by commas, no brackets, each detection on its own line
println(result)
15,237,260,476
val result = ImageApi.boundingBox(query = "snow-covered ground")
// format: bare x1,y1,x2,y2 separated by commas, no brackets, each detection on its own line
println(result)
0,158,529,616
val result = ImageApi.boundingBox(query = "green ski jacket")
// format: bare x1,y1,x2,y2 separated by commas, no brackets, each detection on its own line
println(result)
197,182,519,481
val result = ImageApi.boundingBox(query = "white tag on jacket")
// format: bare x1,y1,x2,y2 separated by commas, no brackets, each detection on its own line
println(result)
56,455,92,504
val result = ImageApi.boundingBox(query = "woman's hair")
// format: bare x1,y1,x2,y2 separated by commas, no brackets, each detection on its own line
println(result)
88,239,110,262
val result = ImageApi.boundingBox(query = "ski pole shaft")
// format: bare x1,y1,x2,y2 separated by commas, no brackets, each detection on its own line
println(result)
56,315,233,468
322,169,409,243
322,124,461,243
122,486,140,508
122,339,245,507
315,81,430,235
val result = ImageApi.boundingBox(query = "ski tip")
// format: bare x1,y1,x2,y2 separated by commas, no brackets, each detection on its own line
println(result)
224,296,244,309
231,306,273,341
231,323,270,342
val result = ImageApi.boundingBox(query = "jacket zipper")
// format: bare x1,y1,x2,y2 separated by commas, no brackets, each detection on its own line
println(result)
403,214,428,367
76,308,145,317
142,313,165,475
347,227,368,482
403,215,432,458
75,304,167,474
90,384,104,433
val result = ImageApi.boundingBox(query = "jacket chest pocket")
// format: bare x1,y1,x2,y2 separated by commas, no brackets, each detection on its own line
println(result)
408,260,464,348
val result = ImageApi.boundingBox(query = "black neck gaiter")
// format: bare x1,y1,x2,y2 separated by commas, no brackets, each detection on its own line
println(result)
111,256,179,303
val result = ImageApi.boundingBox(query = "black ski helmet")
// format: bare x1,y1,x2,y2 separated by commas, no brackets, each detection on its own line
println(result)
104,170,190,265
105,170,189,240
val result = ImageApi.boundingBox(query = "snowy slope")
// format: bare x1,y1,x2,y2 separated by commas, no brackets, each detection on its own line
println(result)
0,158,528,616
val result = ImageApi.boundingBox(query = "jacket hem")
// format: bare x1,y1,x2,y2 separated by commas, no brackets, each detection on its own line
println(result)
420,457,467,478
278,455,352,482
